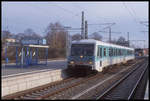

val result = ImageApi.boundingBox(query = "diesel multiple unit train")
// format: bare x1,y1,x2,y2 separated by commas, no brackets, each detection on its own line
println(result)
67,39,135,72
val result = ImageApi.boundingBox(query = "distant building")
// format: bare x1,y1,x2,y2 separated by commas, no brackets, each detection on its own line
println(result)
135,48,149,57
6,38,16,43
143,48,149,56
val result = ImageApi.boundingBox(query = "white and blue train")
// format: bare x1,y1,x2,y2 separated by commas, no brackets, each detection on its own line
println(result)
67,39,135,72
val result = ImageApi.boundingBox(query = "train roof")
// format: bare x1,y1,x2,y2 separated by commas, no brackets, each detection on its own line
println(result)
72,39,134,50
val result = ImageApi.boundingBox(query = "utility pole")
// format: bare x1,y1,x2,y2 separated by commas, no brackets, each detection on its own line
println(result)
109,27,111,43
85,20,88,39
88,22,116,43
127,32,129,47
81,11,84,39
99,30,121,43
102,23,116,43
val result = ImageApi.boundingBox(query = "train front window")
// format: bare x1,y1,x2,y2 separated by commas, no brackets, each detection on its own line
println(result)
71,44,94,56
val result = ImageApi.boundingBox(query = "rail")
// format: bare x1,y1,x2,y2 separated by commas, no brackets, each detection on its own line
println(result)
96,60,147,100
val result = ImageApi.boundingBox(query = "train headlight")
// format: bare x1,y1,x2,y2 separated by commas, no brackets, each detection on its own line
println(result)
89,61,93,64
70,61,74,64
80,55,83,58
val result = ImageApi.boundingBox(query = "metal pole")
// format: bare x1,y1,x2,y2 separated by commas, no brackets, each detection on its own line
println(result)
26,47,29,65
30,48,32,65
127,32,129,47
81,11,84,39
85,20,88,39
16,46,18,66
36,48,38,65
66,32,68,58
109,27,111,43
144,40,145,48
21,47,24,67
5,44,8,67
46,48,48,66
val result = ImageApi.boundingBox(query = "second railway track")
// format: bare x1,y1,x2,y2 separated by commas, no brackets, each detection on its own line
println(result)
96,59,148,100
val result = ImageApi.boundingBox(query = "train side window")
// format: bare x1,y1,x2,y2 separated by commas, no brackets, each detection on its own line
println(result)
124,49,126,55
117,49,119,56
109,48,111,56
120,50,121,56
97,47,100,57
100,48,102,57
104,48,106,56
113,48,115,56
110,48,112,56
112,48,113,56
115,48,116,56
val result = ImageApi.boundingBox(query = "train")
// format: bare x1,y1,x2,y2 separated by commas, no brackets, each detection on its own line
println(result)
67,39,135,72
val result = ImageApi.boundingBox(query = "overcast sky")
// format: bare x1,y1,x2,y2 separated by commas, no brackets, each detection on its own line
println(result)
2,1,149,48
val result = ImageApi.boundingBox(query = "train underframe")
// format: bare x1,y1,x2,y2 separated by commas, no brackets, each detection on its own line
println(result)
66,65,97,77
66,58,135,77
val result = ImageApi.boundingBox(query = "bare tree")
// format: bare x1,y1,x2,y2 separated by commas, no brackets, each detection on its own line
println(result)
117,36,126,43
116,36,129,46
110,38,117,44
45,22,67,48
2,30,12,60
24,28,35,35
23,28,41,39
71,33,82,41
45,22,68,58
2,30,12,43
89,32,102,41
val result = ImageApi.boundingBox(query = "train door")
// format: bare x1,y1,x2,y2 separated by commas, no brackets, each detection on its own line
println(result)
123,49,125,62
96,45,103,71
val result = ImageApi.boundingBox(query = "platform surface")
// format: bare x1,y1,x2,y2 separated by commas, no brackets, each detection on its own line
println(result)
2,60,67,76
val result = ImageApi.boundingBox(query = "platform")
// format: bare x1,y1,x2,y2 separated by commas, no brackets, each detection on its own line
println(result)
2,60,69,97
2,60,67,76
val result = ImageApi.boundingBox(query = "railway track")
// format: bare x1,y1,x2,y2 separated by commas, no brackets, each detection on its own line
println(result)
36,59,143,99
70,58,145,99
2,58,145,100
2,77,76,99
96,60,148,100
2,72,97,100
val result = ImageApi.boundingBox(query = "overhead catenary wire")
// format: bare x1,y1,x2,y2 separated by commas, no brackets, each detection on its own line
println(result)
51,4,80,18
122,2,147,34
122,2,139,24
